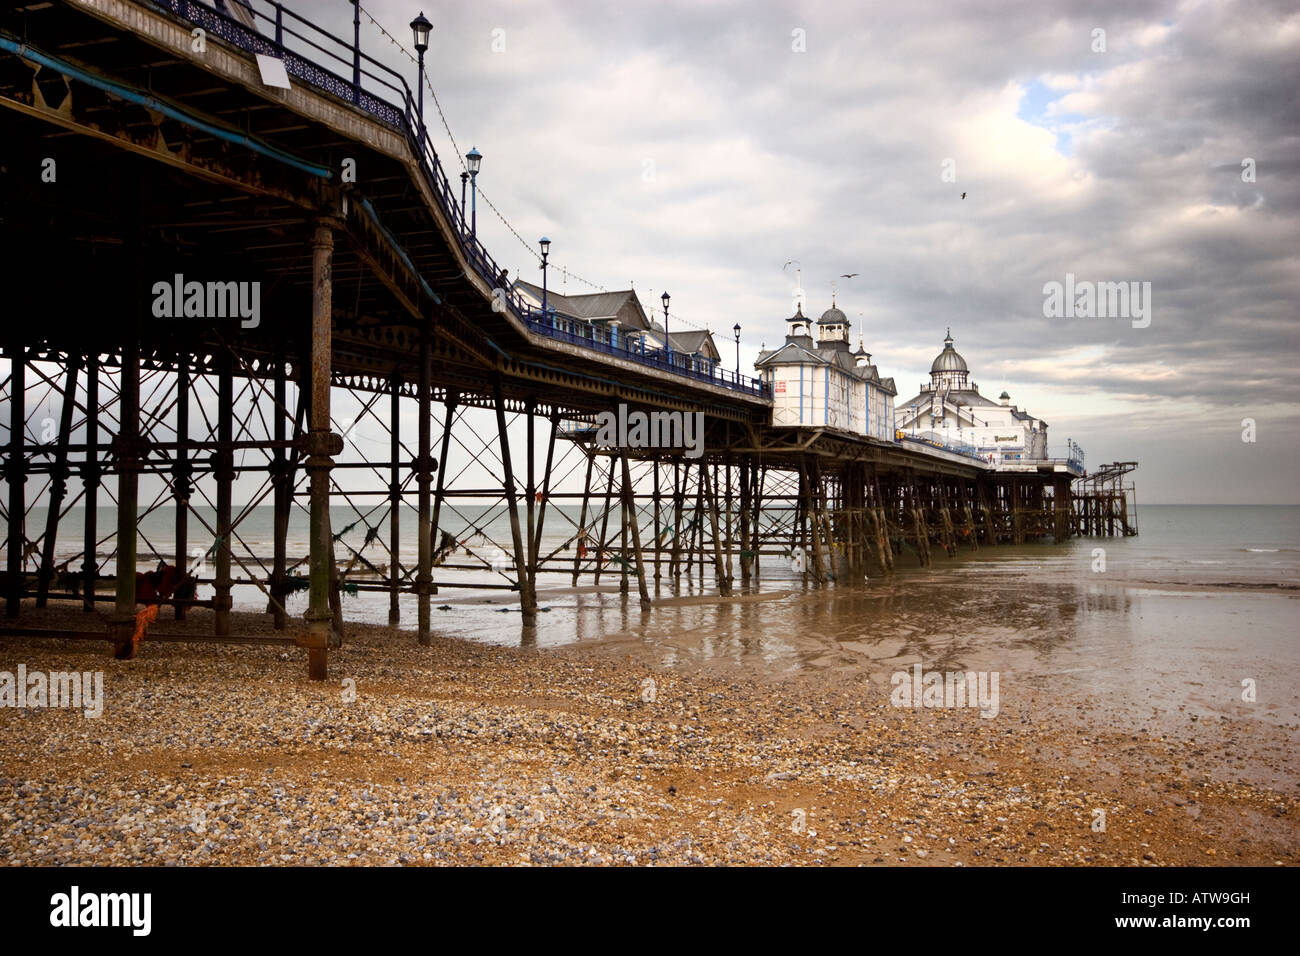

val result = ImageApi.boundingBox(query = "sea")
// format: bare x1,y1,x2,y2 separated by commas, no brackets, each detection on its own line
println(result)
18,503,1300,726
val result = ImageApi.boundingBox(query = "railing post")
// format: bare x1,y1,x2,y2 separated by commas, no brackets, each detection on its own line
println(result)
275,4,283,46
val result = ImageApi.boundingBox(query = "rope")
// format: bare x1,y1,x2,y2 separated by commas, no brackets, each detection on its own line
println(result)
356,4,719,334
357,4,604,292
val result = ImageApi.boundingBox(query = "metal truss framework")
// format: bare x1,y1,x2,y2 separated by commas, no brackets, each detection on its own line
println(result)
2,337,1110,679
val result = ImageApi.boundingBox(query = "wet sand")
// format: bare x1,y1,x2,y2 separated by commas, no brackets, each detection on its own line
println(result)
1,604,1295,866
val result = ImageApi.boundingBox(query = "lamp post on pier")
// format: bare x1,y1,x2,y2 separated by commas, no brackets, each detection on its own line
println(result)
351,0,361,97
466,147,482,238
661,291,671,365
460,171,468,229
733,322,741,378
410,12,431,147
539,237,551,324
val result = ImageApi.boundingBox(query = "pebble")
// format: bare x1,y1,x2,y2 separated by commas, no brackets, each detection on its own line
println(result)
0,607,1295,867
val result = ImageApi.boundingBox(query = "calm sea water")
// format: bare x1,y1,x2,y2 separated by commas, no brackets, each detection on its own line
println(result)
17,504,1300,725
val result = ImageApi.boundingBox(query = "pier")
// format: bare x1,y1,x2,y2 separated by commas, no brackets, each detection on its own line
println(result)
0,0,1136,677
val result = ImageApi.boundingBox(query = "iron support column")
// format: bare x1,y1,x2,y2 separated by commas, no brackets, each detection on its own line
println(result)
301,219,339,679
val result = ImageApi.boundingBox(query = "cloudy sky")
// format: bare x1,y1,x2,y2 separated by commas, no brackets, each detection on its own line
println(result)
320,0,1297,503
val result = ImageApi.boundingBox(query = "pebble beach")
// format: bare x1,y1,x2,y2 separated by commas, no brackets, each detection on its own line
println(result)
1,605,1295,867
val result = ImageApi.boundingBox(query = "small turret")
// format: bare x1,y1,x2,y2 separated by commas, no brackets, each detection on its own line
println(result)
817,294,850,349
786,304,811,342
853,336,872,368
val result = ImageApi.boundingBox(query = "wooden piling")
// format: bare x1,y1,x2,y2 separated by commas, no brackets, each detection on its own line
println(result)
572,448,595,586
620,452,652,608
700,457,732,596
493,378,535,625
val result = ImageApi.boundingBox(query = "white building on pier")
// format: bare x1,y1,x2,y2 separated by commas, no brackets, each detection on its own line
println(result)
754,301,897,440
895,331,1048,463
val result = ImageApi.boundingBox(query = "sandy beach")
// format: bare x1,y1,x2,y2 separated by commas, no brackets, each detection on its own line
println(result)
1,604,1295,867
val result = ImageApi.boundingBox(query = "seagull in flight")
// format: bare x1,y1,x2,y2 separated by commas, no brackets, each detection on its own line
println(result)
961,192,967,199
840,273,859,279
783,259,800,271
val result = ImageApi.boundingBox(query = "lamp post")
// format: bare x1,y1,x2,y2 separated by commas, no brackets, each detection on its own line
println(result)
661,291,670,364
460,171,468,229
410,12,431,147
733,322,741,378
351,0,361,97
466,147,482,238
539,237,550,325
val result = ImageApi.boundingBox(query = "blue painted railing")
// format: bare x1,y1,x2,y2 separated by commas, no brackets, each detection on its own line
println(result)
522,311,760,393
901,431,988,464
147,0,769,398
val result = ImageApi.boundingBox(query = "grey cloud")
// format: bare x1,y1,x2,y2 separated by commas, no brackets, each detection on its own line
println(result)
352,0,1298,501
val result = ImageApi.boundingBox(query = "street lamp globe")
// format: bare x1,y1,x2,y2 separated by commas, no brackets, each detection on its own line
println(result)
409,12,432,52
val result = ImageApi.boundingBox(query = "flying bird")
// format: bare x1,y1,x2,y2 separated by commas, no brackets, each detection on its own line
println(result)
840,273,859,279
961,192,967,199
783,259,800,270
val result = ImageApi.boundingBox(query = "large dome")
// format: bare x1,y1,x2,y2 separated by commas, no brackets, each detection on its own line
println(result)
930,331,968,373
819,306,848,326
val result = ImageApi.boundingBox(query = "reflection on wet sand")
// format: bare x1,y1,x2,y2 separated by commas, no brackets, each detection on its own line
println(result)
426,520,1299,729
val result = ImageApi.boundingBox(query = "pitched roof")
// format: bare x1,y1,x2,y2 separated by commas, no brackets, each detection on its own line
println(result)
897,387,1001,410
634,323,721,359
755,341,823,367
666,329,719,358
756,342,898,393
513,280,650,328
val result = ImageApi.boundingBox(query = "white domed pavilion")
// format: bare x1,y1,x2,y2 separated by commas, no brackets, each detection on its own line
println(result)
896,330,1048,462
